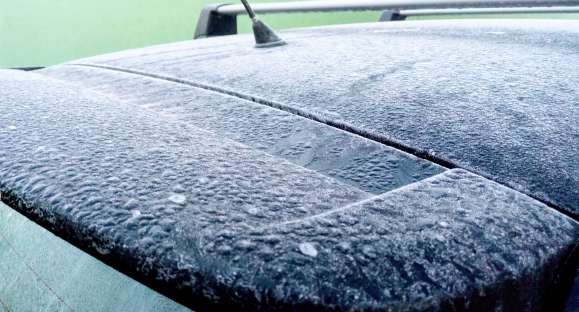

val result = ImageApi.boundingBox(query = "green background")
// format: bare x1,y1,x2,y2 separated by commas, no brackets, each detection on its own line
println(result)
0,201,190,311
1,0,578,68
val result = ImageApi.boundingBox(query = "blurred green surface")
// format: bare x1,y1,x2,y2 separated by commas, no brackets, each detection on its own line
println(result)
0,201,191,311
0,0,578,68
0,0,378,68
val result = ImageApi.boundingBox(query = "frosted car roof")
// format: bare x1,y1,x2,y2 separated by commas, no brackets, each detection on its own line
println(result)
64,19,579,217
1,19,578,311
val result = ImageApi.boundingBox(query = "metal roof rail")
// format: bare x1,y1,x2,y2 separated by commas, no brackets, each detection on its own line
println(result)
397,6,579,18
194,0,579,39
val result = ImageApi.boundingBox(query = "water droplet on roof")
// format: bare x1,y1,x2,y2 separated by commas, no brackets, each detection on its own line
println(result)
172,184,186,193
246,207,259,215
237,239,256,250
362,245,377,259
168,193,187,205
299,242,318,257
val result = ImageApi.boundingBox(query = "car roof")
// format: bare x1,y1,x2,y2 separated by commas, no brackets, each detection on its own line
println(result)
1,20,578,311
61,19,579,217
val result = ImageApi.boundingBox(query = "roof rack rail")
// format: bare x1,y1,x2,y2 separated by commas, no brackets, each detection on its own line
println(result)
194,0,579,39
397,6,579,18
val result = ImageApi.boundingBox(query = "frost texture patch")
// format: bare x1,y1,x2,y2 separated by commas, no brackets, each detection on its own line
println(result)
0,69,577,311
40,65,445,195
70,20,579,215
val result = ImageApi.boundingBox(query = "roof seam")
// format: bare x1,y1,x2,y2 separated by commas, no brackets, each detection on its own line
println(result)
255,170,453,231
63,63,577,222
67,63,456,167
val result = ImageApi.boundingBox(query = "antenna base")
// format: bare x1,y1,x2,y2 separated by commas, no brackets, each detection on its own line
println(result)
252,19,286,48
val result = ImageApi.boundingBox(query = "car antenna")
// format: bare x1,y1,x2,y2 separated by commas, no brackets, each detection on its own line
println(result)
240,0,286,48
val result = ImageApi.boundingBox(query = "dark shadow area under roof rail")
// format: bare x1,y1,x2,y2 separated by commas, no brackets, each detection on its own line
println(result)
10,67,45,71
